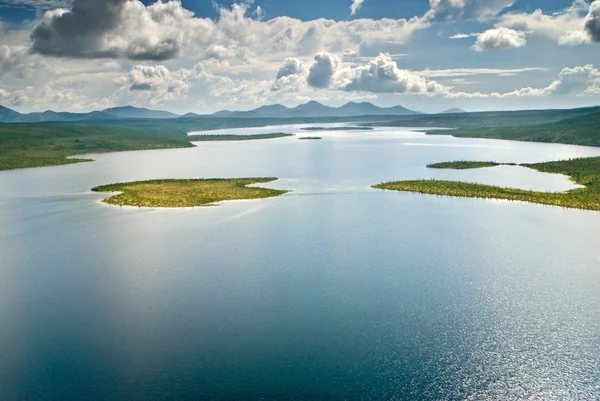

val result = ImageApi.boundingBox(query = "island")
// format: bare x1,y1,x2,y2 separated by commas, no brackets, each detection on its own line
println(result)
372,157,600,211
188,133,293,141
298,137,322,140
92,178,289,208
300,127,374,131
427,161,517,169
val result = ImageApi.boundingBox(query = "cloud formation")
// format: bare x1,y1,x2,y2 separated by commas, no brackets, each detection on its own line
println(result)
307,53,341,89
30,0,200,60
585,1,600,41
296,52,449,95
497,0,593,46
472,27,527,51
425,0,515,22
350,0,365,16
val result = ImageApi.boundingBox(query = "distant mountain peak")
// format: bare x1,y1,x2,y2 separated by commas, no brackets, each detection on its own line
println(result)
440,108,467,114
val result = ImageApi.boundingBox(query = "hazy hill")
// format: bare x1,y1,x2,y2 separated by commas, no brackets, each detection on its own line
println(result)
440,108,467,114
211,101,420,118
103,106,179,119
0,105,21,122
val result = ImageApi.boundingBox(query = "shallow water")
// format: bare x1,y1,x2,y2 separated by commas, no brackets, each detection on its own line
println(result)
1,125,600,400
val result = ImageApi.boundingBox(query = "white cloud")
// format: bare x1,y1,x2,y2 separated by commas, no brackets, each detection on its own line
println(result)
341,53,448,94
498,0,593,46
449,33,478,39
350,0,365,16
272,58,306,91
425,0,515,22
472,27,527,51
307,52,341,89
449,64,600,98
585,0,600,41
296,52,449,95
419,67,547,77
31,0,205,60
28,0,430,62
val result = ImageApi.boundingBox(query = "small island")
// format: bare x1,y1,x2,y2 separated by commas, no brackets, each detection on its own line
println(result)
373,157,600,211
298,137,322,140
427,161,516,169
188,133,293,141
92,178,289,208
300,127,374,131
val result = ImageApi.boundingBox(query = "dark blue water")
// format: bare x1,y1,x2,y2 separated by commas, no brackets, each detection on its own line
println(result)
1,127,600,400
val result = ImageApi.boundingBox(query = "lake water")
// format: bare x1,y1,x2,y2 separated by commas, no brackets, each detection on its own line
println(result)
1,125,600,400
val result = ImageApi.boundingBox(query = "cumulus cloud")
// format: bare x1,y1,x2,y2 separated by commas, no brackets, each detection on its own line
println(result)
27,0,431,61
341,53,447,94
472,27,527,51
425,0,514,22
0,45,44,78
307,53,341,89
585,0,600,41
272,57,306,91
30,0,205,60
449,64,600,98
498,0,593,46
300,52,449,95
350,0,365,16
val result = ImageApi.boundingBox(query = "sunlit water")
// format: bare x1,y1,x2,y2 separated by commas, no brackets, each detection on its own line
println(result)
1,125,600,400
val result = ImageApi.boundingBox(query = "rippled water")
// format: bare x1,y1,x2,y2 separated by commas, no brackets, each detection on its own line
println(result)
1,125,600,400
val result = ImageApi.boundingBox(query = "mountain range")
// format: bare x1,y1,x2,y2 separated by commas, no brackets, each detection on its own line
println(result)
0,101,420,123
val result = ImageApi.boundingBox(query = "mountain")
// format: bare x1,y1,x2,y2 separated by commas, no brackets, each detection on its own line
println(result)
337,102,417,117
0,104,180,123
210,101,420,119
0,105,22,122
440,108,467,114
0,101,419,123
103,106,179,119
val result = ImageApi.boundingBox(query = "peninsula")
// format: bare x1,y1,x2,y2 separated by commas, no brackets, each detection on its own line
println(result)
373,157,600,211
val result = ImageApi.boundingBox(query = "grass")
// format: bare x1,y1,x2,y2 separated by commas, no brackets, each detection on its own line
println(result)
427,161,517,169
424,110,600,147
373,157,600,211
0,123,195,171
188,133,293,141
300,126,373,131
92,178,289,208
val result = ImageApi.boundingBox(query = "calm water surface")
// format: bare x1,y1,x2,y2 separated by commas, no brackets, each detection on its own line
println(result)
1,125,600,400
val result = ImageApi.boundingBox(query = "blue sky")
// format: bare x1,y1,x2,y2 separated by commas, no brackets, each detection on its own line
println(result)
1,0,599,114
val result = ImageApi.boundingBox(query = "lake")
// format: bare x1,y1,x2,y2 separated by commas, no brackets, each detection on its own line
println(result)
1,125,600,400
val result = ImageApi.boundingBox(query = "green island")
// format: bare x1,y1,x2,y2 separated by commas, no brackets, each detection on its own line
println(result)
427,161,517,169
298,136,322,140
373,157,600,211
91,178,288,208
300,126,374,131
188,133,293,141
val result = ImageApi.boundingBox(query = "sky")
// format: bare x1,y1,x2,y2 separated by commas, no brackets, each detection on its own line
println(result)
0,0,599,114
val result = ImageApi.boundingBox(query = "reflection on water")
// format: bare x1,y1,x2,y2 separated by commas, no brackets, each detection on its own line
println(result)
1,126,600,400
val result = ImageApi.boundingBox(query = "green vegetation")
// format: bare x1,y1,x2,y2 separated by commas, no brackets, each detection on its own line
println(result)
427,111,600,147
0,123,195,171
298,136,322,140
373,157,600,211
368,106,600,130
301,126,373,131
427,161,517,169
92,178,288,208
188,133,292,141
0,114,396,171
